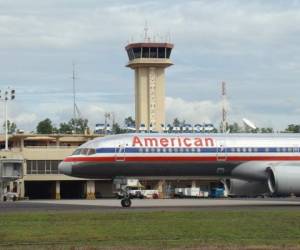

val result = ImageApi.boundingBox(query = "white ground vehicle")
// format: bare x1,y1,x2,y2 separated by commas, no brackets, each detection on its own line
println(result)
174,188,209,198
114,178,159,199
116,186,144,199
3,191,18,202
116,187,159,199
141,189,159,199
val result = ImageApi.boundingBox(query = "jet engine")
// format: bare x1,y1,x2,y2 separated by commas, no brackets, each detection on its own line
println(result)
224,178,269,197
267,165,300,196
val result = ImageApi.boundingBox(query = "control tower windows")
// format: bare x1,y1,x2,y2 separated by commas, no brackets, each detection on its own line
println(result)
133,48,141,58
127,49,135,60
166,48,172,58
127,46,172,60
150,48,157,58
158,48,165,58
142,47,150,58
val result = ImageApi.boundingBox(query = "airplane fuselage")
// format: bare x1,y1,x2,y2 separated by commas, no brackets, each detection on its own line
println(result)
60,133,300,179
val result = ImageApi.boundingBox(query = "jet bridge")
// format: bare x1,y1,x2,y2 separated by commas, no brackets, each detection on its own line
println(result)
0,158,23,201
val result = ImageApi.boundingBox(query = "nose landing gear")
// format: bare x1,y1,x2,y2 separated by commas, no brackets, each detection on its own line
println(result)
114,178,136,208
120,186,132,208
121,197,131,208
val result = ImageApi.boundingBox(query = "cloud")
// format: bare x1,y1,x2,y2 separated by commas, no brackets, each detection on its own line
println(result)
1,1,299,50
12,113,38,132
166,97,221,125
0,0,300,131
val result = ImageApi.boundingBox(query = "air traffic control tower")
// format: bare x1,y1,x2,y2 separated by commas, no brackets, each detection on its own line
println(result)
125,40,174,132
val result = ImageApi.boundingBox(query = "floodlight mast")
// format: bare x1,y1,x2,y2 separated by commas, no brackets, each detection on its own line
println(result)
0,88,15,150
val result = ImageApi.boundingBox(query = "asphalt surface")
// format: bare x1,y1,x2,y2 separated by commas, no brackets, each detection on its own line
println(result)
1,198,300,213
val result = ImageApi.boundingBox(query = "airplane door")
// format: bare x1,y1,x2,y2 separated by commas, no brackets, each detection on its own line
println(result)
217,140,227,161
115,144,126,162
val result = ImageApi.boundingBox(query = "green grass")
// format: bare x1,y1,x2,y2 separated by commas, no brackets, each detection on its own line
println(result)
0,210,300,249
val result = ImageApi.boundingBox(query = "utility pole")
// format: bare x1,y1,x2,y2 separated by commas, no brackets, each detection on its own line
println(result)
72,62,82,133
72,62,77,121
221,81,227,133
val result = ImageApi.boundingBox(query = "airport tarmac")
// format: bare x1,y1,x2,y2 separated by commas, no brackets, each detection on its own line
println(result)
1,198,300,213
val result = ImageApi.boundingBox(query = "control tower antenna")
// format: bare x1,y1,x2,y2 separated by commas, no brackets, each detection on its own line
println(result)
144,21,149,42
72,62,81,121
221,81,228,133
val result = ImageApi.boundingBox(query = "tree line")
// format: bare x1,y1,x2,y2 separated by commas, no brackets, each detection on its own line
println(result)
4,117,300,134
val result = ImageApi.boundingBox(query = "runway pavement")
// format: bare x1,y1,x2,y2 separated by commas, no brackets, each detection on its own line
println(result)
1,198,300,213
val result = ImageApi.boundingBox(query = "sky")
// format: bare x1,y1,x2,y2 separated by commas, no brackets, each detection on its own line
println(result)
0,0,300,132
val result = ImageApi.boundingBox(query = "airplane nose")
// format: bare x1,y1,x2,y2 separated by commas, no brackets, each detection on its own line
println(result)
58,161,73,175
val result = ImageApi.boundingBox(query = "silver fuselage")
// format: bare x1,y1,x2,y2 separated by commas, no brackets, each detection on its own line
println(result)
59,133,300,180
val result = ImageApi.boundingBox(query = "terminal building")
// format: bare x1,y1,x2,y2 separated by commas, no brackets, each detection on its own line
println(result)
0,133,220,200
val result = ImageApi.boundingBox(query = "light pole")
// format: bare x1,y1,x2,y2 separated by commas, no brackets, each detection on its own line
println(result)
0,88,15,150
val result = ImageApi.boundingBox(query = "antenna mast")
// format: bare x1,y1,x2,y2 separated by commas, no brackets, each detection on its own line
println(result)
144,21,149,42
221,81,227,133
72,62,81,121
72,62,76,121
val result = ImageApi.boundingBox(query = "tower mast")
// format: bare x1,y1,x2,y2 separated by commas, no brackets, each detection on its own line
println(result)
72,62,76,121
221,81,227,133
72,62,81,122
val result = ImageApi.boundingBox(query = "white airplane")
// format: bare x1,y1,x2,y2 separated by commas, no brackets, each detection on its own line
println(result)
59,133,300,207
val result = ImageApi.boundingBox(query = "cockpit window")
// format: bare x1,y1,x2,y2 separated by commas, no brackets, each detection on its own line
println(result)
72,148,95,155
87,148,96,155
72,149,81,155
81,148,89,155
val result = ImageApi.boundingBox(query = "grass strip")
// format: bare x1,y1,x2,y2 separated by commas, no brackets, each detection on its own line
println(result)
0,210,299,249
